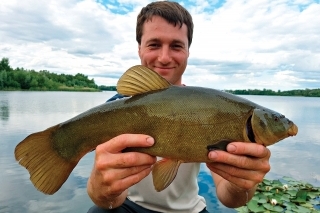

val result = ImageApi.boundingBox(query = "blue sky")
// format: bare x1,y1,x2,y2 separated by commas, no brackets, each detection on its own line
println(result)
1,0,319,90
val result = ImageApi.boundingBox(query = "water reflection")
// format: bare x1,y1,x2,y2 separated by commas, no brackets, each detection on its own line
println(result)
1,92,319,213
0,100,9,121
198,165,236,212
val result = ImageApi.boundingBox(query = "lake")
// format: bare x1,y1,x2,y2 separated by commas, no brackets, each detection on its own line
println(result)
0,91,319,213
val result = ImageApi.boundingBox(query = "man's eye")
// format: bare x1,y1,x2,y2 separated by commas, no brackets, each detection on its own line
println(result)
149,43,160,47
172,44,183,49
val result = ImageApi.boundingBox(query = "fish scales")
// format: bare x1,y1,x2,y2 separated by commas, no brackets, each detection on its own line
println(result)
57,86,249,162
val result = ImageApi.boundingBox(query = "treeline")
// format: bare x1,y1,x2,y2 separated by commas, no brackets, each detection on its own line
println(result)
225,88,320,97
0,58,99,91
2,57,319,95
99,85,116,91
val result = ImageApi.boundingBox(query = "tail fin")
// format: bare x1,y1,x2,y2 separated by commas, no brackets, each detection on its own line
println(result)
14,125,78,195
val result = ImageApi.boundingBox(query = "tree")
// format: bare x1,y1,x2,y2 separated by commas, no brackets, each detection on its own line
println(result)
0,58,12,72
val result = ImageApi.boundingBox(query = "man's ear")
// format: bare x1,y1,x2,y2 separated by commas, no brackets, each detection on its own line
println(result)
138,45,141,57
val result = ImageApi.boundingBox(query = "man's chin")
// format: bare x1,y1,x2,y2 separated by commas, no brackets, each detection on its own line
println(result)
153,68,172,76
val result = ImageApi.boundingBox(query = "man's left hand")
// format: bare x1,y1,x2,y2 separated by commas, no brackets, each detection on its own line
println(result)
206,142,271,190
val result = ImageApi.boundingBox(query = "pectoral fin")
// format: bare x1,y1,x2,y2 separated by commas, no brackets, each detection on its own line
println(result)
152,159,182,192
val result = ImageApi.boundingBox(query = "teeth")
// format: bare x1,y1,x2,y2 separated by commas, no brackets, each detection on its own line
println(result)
288,124,298,136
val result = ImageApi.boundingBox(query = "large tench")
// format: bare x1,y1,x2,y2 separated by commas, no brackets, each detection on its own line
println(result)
14,65,298,195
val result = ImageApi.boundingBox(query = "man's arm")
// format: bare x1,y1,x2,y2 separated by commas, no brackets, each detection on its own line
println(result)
207,142,271,208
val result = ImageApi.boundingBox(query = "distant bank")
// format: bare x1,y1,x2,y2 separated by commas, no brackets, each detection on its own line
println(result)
1,57,319,96
100,87,320,97
225,88,320,97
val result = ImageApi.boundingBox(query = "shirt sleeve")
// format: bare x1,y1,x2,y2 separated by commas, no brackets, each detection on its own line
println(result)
106,93,127,102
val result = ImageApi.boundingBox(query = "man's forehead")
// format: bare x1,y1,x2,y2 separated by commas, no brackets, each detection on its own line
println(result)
141,16,188,42
143,15,184,28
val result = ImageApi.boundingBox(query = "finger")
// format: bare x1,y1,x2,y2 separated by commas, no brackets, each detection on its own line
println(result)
207,162,265,183
112,152,157,168
208,150,270,172
107,167,152,195
208,164,257,190
104,165,153,181
226,142,271,158
95,151,156,170
97,134,154,154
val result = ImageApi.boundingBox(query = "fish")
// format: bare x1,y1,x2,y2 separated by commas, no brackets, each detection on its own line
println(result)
14,65,298,195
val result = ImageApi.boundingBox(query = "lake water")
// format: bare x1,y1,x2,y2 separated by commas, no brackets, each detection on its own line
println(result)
0,91,319,213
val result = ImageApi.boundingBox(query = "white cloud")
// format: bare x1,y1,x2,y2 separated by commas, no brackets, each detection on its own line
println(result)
0,0,319,90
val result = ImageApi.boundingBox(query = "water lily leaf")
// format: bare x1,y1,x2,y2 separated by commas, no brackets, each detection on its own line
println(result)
257,198,267,204
263,179,272,185
235,206,249,213
309,199,320,205
283,201,297,209
247,200,266,213
305,183,314,189
287,190,298,197
308,192,320,199
273,205,284,212
272,180,283,187
281,196,290,202
293,205,312,213
290,181,304,186
257,193,268,200
263,203,274,210
263,192,274,197
296,190,308,201
263,203,283,212
271,188,283,195
282,194,291,199
252,196,259,201
292,198,307,203
301,203,314,208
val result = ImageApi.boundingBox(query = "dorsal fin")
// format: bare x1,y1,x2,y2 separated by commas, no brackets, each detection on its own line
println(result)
117,65,171,96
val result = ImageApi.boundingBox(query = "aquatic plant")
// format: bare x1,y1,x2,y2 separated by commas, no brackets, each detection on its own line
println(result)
235,176,320,213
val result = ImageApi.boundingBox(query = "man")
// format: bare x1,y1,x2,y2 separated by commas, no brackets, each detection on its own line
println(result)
87,1,271,213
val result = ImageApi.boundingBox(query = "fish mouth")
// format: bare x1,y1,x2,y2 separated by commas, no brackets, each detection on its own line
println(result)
288,123,298,136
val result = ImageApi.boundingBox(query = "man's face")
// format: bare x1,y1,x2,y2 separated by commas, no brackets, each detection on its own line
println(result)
138,16,189,85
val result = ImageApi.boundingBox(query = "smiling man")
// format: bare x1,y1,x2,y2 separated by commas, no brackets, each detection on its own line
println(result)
138,15,189,85
87,1,271,213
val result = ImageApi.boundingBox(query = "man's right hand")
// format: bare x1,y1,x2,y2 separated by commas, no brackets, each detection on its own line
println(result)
87,134,156,208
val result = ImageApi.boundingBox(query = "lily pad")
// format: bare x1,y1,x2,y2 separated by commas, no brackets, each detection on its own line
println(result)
235,176,320,213
247,200,266,212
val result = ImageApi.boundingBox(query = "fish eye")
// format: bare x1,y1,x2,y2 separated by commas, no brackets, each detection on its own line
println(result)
272,114,279,122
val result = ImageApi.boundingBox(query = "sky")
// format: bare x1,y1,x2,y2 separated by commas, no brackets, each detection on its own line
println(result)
1,0,320,90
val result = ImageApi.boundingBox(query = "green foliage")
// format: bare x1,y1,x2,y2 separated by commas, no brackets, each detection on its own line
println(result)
235,177,320,213
0,58,99,91
226,88,320,97
99,85,116,91
0,57,11,72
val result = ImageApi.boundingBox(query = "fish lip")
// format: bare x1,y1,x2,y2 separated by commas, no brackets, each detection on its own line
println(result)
288,123,298,136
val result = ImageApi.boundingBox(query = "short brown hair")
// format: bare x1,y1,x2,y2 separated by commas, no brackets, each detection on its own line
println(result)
136,1,194,48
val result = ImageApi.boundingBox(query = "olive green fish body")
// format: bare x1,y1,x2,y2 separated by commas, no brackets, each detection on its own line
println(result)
15,65,298,194
53,86,254,162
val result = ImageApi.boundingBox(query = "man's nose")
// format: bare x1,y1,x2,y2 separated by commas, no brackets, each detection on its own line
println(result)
158,46,172,64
